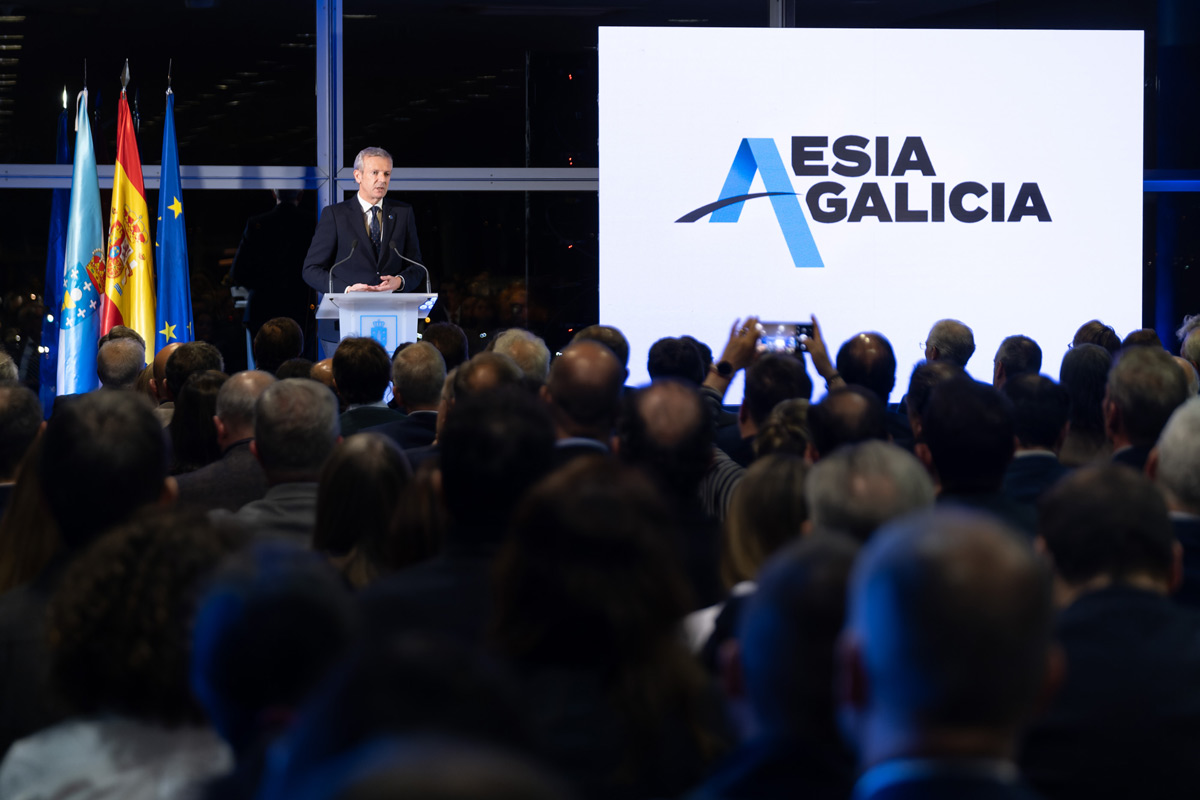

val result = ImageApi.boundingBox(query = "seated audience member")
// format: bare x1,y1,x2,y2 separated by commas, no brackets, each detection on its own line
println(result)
367,341,445,450
721,353,813,468
96,336,146,390
96,323,146,351
1104,345,1187,471
923,318,975,368
1002,374,1072,505
0,352,15,384
313,433,413,589
148,342,182,424
192,542,356,800
0,440,58,595
903,360,962,445
685,454,810,656
993,335,1042,390
1173,355,1199,396
421,321,470,371
253,317,304,375
840,509,1054,800
542,340,624,465
1021,466,1200,799
0,385,42,517
361,389,555,644
226,378,340,542
648,336,706,385
618,380,722,608
0,391,172,756
176,371,275,513
1122,327,1163,349
922,378,1035,534
806,385,888,462
492,328,551,387
333,337,405,436
836,331,909,446
1182,326,1200,379
572,324,631,383
168,370,229,475
494,458,729,800
0,507,243,798
1072,319,1121,354
310,357,335,389
1148,399,1200,607
1058,343,1112,466
752,398,810,459
805,440,935,543
275,358,315,381
165,341,225,405
693,535,859,800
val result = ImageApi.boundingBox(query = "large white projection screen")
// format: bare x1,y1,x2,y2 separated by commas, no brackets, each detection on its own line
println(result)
599,28,1143,402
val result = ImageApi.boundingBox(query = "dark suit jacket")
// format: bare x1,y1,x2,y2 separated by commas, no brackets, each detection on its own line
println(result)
230,201,316,334
1111,444,1153,472
1172,514,1200,609
689,733,854,800
339,406,406,437
366,410,438,450
174,440,268,513
1003,452,1071,506
302,197,423,294
936,490,1037,537
1019,586,1200,799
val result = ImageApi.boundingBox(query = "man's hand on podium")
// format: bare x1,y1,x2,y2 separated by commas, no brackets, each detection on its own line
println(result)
345,275,404,293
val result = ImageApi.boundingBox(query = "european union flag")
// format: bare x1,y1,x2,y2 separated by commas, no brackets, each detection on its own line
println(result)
41,98,71,414
155,89,192,353
57,88,104,396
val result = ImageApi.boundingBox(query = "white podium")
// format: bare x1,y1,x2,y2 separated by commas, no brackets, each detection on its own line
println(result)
316,292,438,355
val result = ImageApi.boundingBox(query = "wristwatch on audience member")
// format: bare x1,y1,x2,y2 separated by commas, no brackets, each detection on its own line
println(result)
710,360,734,379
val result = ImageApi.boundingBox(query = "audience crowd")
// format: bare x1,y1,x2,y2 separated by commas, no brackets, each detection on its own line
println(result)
1,310,1199,799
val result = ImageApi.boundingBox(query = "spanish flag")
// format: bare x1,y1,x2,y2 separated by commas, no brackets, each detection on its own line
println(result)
100,87,155,344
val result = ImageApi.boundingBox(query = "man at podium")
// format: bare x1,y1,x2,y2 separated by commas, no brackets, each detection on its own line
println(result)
302,146,425,295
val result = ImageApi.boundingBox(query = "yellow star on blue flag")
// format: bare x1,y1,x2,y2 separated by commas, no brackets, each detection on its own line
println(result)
154,91,193,353
160,321,177,342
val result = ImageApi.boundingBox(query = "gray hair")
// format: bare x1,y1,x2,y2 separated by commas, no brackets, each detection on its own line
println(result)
353,147,392,173
1175,356,1199,397
1156,397,1200,512
96,337,147,389
1176,314,1200,344
0,351,16,384
492,328,551,384
928,319,976,368
216,371,277,430
1107,346,1188,447
393,342,447,408
254,378,340,480
805,440,935,542
1182,329,1200,368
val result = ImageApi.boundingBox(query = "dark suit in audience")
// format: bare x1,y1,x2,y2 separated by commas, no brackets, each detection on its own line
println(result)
1002,375,1072,505
1003,452,1070,506
1111,443,1153,472
542,340,624,469
1172,513,1200,608
176,439,268,513
367,410,437,450
339,405,405,437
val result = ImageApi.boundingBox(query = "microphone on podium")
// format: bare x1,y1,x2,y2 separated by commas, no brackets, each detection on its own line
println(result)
390,243,432,294
328,240,358,294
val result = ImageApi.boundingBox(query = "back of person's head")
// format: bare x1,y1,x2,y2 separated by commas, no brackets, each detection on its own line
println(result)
1183,328,1200,370
926,319,975,367
647,337,704,385
743,353,813,427
739,534,858,739
333,337,392,406
1073,319,1121,354
844,509,1052,739
722,453,810,587
314,433,412,557
1155,398,1200,513
1174,356,1199,396
1004,374,1070,451
191,541,356,753
807,385,887,459
995,335,1042,384
905,360,963,436
169,370,229,473
491,328,550,384
922,379,1015,492
543,340,624,439
254,317,304,375
1059,342,1112,434
276,358,316,381
216,370,276,435
681,335,713,370
1105,345,1189,447
572,324,631,373
836,332,897,402
392,341,446,410
49,506,244,726
805,440,935,542
40,390,167,548
0,385,42,480
1039,465,1174,587
439,389,555,535
165,340,225,400
422,322,470,371
617,379,712,501
97,324,146,351
753,398,810,459
254,378,340,482
1123,328,1163,350
0,351,16,384
96,337,146,389
452,351,524,404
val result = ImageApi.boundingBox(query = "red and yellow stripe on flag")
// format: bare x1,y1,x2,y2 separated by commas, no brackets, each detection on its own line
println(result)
100,90,156,344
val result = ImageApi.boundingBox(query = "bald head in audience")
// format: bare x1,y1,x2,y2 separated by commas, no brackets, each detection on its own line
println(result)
97,337,146,390
542,340,624,442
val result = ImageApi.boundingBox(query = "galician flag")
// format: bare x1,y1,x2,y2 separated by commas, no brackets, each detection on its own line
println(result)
57,88,105,395
154,88,192,351
100,81,156,345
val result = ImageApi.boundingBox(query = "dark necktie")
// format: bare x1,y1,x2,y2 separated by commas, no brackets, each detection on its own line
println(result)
369,206,382,255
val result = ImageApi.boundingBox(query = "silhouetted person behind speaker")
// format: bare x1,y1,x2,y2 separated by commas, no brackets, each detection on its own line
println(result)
231,189,316,344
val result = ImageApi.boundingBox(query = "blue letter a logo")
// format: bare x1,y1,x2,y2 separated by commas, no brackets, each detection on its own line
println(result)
676,138,824,269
